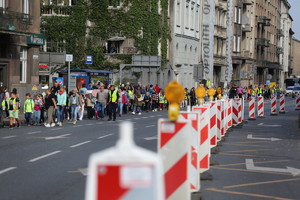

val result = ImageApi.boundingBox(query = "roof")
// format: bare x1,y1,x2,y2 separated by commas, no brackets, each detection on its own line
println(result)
60,68,113,74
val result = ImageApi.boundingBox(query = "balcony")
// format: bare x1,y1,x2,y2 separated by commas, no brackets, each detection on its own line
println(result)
277,47,283,54
257,16,271,26
242,0,252,5
278,29,284,37
242,24,251,32
0,8,33,33
256,59,268,67
257,38,270,47
41,5,72,16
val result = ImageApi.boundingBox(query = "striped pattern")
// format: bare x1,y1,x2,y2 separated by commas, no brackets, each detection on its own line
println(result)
271,95,277,114
279,94,285,113
232,99,239,126
220,101,226,136
249,97,255,119
296,96,300,110
179,112,200,192
209,102,217,147
257,96,264,117
227,99,233,128
192,106,210,173
237,98,243,123
158,119,191,200
216,101,222,141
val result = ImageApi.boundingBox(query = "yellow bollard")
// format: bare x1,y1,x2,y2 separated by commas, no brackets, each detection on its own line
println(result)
217,87,223,100
208,88,216,102
165,81,185,122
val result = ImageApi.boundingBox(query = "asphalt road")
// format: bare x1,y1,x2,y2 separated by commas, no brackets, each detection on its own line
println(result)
0,96,299,200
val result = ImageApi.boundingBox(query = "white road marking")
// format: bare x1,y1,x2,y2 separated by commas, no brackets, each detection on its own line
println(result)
144,136,157,140
98,134,113,139
247,134,281,142
50,127,63,131
149,116,155,118
257,123,281,127
145,125,155,128
70,141,91,148
25,131,41,135
86,124,93,126
2,136,16,139
133,118,139,120
45,134,72,140
142,117,148,119
29,151,62,162
246,159,300,176
0,167,17,175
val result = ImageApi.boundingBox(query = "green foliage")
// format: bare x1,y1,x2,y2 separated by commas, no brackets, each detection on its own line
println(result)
41,0,170,69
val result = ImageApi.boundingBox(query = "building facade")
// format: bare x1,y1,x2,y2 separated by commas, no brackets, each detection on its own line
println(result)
0,0,41,95
291,38,300,77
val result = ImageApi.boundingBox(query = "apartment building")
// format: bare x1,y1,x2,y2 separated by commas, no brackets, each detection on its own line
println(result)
291,38,300,77
0,0,41,94
169,0,202,89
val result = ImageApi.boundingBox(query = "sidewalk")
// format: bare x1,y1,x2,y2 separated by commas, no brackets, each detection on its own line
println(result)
200,107,300,199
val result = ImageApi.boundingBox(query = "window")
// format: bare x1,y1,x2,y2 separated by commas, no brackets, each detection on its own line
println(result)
191,5,194,30
176,2,181,27
20,47,27,83
233,35,241,52
195,6,199,32
23,0,29,14
0,0,5,8
185,2,189,28
238,8,241,24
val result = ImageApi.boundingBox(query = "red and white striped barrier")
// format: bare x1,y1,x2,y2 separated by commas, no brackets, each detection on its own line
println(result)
158,119,191,200
238,98,243,124
279,94,285,113
216,101,222,141
232,99,239,126
86,122,164,200
296,95,300,110
204,102,217,147
241,97,245,122
257,96,264,117
270,95,277,115
179,112,200,192
220,100,226,136
227,99,233,128
192,106,210,173
248,97,256,119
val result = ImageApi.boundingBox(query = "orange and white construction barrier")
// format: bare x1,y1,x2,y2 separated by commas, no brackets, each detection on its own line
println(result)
241,97,245,122
179,112,200,192
279,94,285,113
257,96,264,117
192,106,210,173
220,100,226,136
85,122,164,200
248,97,256,119
227,99,233,128
216,101,222,141
271,95,278,115
296,95,300,110
158,119,191,200
238,98,243,124
232,99,240,126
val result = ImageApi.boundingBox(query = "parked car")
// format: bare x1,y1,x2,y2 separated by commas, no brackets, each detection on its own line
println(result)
285,86,294,96
292,86,300,98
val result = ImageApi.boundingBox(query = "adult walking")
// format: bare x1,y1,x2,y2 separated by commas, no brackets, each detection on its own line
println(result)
107,85,119,121
56,87,67,126
96,85,108,120
68,89,82,125
44,89,57,128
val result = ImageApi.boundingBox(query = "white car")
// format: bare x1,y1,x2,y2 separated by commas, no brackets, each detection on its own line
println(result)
285,86,294,96
292,86,300,98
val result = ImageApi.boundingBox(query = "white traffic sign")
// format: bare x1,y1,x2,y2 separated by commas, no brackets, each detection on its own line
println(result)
246,159,300,176
66,54,73,62
247,134,281,142
86,55,92,64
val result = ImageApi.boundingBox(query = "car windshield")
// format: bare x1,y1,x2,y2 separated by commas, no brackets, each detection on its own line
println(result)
293,87,300,90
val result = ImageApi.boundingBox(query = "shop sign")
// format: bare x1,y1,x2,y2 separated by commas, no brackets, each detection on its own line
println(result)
27,33,45,46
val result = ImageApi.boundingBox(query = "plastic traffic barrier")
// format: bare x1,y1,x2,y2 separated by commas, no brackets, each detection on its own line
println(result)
238,98,243,124
227,99,233,128
220,100,226,136
192,106,210,173
279,94,285,113
270,95,278,116
296,95,300,110
158,119,191,200
232,99,239,126
216,101,222,141
248,97,256,120
85,122,164,200
204,102,217,147
179,112,200,192
257,96,264,117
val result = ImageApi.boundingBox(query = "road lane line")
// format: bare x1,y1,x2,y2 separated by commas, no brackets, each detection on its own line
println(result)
142,117,148,119
70,141,91,148
133,118,139,120
0,167,17,175
45,133,72,140
145,125,155,128
149,116,155,118
98,134,113,139
29,151,62,162
2,136,16,139
50,128,63,131
73,125,83,127
86,123,93,126
25,131,41,135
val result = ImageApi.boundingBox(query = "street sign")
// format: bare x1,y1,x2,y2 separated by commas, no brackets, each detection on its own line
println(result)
86,56,92,64
66,54,73,62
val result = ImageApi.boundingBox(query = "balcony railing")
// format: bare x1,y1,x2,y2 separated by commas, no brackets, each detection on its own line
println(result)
277,47,283,54
257,16,271,26
242,24,251,32
41,5,72,16
0,8,33,32
257,38,270,47
242,0,252,5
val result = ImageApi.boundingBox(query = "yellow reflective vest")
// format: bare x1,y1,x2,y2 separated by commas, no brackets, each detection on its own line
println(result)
109,90,118,102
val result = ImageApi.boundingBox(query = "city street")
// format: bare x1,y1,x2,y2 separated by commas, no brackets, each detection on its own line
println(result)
0,97,299,200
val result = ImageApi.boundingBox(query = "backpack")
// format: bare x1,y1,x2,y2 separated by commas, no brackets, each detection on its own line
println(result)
122,93,127,103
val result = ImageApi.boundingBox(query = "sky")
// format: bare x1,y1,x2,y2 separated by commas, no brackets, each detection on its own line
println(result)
289,0,300,39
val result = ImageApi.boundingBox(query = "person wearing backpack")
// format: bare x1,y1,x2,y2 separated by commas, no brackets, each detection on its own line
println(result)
24,93,34,126
6,92,20,129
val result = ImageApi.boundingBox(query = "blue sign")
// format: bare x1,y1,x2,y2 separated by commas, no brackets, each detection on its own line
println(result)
86,56,93,64
266,80,270,85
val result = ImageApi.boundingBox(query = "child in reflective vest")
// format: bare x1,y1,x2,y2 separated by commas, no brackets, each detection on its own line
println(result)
24,93,34,126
